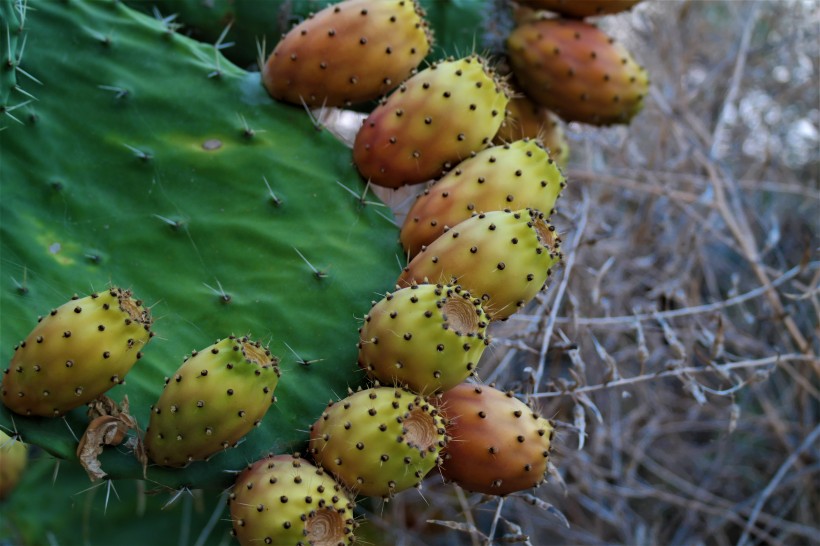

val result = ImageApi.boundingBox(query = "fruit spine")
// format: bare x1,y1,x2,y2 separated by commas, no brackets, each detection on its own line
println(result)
145,336,280,467
230,454,357,546
437,383,555,495
398,208,562,320
358,283,490,394
1,287,153,417
507,17,649,125
309,386,447,498
353,55,511,188
400,139,567,257
263,0,432,107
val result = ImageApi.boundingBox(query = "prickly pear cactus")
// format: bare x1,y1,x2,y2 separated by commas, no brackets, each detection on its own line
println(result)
145,336,280,468
400,139,567,257
2,288,153,417
124,0,494,70
262,0,432,108
0,0,27,129
398,208,563,320
0,0,400,490
437,382,555,496
309,386,448,498
357,283,491,394
229,454,358,546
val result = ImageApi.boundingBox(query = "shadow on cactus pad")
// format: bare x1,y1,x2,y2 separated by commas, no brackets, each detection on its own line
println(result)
0,0,400,491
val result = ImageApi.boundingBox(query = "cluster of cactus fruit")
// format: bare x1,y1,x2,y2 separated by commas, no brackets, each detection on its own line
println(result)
1,0,649,542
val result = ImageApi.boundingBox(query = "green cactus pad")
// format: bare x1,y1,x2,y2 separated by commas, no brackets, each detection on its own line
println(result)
0,0,400,490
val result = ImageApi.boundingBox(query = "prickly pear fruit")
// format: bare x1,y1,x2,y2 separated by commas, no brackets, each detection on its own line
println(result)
145,336,280,468
229,454,357,546
400,139,567,257
1,288,153,417
0,430,27,501
353,55,511,188
507,17,649,125
309,386,447,498
494,96,570,168
516,0,643,18
358,283,490,394
398,209,562,320
437,383,554,496
263,0,432,108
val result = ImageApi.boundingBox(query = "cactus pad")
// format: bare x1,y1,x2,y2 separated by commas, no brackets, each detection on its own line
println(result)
0,0,400,490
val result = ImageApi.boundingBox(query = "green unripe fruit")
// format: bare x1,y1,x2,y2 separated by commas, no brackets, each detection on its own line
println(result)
1,287,153,417
309,386,447,498
229,454,357,546
400,139,567,257
0,430,28,501
358,283,490,395
398,209,562,320
145,336,280,467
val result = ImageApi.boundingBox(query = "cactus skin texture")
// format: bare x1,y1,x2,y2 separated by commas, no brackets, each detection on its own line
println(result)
516,0,643,18
400,139,567,257
437,383,554,496
398,209,562,321
0,430,28,501
507,17,649,126
309,386,447,498
145,336,280,468
358,283,490,395
1,288,153,417
229,454,357,546
353,55,510,188
1,0,400,488
494,95,570,168
263,0,431,108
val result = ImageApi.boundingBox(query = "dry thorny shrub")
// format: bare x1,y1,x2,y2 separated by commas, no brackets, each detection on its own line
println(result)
355,1,819,544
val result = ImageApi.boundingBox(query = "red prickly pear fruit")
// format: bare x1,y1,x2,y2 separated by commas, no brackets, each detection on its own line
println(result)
506,17,649,126
229,454,357,546
494,96,570,168
516,0,643,18
0,430,28,501
263,0,432,108
399,139,567,258
145,335,280,468
357,283,490,395
397,208,562,321
353,55,511,188
1,287,153,417
436,383,555,496
309,386,448,498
